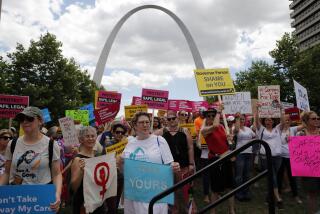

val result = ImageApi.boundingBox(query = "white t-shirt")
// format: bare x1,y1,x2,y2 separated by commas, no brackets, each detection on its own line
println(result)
280,126,298,158
122,134,173,214
236,127,256,154
5,135,60,184
257,125,282,156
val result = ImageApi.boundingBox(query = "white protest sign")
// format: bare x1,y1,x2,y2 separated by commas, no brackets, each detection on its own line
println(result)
83,154,117,213
58,117,79,146
281,101,294,110
294,79,310,111
223,92,252,114
258,85,281,118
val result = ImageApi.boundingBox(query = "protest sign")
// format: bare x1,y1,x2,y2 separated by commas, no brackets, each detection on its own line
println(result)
281,102,294,110
124,159,174,204
168,100,193,112
124,105,148,121
95,91,121,109
258,85,281,118
194,68,235,96
0,94,29,119
94,103,120,125
65,110,89,126
83,154,117,213
80,103,95,122
223,92,252,114
285,107,300,122
191,101,209,112
141,88,169,110
180,123,197,140
131,96,142,105
106,138,128,156
58,117,79,146
0,184,55,213
41,108,52,123
168,100,179,111
289,136,320,177
293,80,310,111
157,110,167,117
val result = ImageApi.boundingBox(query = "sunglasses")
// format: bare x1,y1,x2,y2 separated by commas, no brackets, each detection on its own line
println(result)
167,117,177,121
17,115,35,123
206,114,216,118
310,117,320,121
180,114,188,117
115,131,125,135
0,136,12,141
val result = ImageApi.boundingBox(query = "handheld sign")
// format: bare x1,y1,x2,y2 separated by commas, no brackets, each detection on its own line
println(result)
223,92,252,114
191,101,209,112
124,105,148,121
168,100,193,112
141,89,169,110
258,85,281,118
293,79,310,111
58,117,79,146
180,123,197,140
124,159,174,204
94,103,120,126
41,108,52,123
65,110,89,126
106,138,128,156
0,184,55,213
0,94,29,119
131,96,142,105
194,68,235,96
96,91,122,109
289,136,320,177
80,103,95,122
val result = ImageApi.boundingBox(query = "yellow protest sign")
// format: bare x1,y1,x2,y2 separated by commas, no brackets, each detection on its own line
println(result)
180,123,197,140
105,138,128,156
124,105,148,120
157,110,167,117
194,68,235,96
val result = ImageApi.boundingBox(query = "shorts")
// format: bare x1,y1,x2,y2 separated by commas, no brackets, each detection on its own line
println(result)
209,157,234,193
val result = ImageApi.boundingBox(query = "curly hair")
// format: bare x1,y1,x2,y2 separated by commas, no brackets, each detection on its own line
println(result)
131,112,150,125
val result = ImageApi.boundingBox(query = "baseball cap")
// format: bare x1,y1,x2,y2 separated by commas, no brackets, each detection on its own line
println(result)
203,107,217,116
14,106,43,121
227,116,235,122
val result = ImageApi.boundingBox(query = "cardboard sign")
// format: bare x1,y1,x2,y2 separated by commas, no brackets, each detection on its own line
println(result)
96,91,121,109
106,139,128,157
141,89,169,110
65,110,89,126
124,105,148,121
294,80,310,111
94,104,120,126
223,92,252,114
0,94,29,119
41,108,52,123
80,103,95,122
258,85,281,118
191,101,209,112
289,136,320,177
58,117,79,146
180,123,197,140
194,68,235,96
124,159,174,204
0,184,55,213
131,96,142,105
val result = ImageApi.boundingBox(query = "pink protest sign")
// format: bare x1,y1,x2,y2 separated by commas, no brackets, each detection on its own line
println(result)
96,91,121,109
0,94,29,118
192,101,209,112
141,88,169,110
179,100,193,112
289,136,320,177
94,103,120,125
131,96,142,105
168,100,179,111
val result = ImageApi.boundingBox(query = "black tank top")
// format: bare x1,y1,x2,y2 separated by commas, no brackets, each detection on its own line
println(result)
162,128,189,168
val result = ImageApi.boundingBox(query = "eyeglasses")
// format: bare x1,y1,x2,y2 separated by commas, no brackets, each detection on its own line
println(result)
206,114,216,118
17,115,35,123
167,117,177,121
137,121,150,125
310,117,320,121
0,136,12,141
180,114,188,117
115,131,125,135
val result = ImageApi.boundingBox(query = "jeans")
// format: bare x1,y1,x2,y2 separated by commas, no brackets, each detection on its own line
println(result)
261,156,282,188
235,153,253,199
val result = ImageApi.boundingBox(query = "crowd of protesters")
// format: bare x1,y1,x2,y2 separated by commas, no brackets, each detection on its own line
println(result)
0,103,319,214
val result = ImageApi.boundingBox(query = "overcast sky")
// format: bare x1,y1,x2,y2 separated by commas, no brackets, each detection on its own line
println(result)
0,0,293,116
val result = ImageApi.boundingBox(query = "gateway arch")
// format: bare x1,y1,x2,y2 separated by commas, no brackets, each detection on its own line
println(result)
93,4,205,86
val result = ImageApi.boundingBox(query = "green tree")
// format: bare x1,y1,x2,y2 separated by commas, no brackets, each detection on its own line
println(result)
2,33,102,126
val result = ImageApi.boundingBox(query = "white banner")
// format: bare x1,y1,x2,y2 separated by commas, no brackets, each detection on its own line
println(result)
58,117,79,146
258,85,281,118
83,154,117,213
223,92,252,114
294,80,310,111
281,101,294,110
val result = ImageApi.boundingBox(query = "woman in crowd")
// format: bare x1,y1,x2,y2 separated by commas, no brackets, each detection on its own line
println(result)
121,112,180,214
297,111,320,214
0,129,13,176
255,105,283,209
152,116,162,133
0,106,62,212
178,110,189,124
233,113,256,201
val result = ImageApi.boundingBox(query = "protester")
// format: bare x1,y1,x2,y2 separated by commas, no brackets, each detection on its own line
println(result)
121,112,180,214
297,111,320,214
152,116,162,133
178,110,189,124
201,105,235,214
0,106,62,213
0,129,13,176
233,113,256,201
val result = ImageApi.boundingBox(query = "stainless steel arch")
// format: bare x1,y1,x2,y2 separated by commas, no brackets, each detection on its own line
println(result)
93,4,204,86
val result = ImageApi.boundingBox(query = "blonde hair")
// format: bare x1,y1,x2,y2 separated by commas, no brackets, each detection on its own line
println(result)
300,111,317,125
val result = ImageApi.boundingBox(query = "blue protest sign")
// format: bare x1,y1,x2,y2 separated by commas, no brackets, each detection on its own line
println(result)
124,159,174,204
41,108,51,123
0,184,55,213
80,103,95,122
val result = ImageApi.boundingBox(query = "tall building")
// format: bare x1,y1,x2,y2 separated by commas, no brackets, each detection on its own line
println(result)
290,0,320,50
